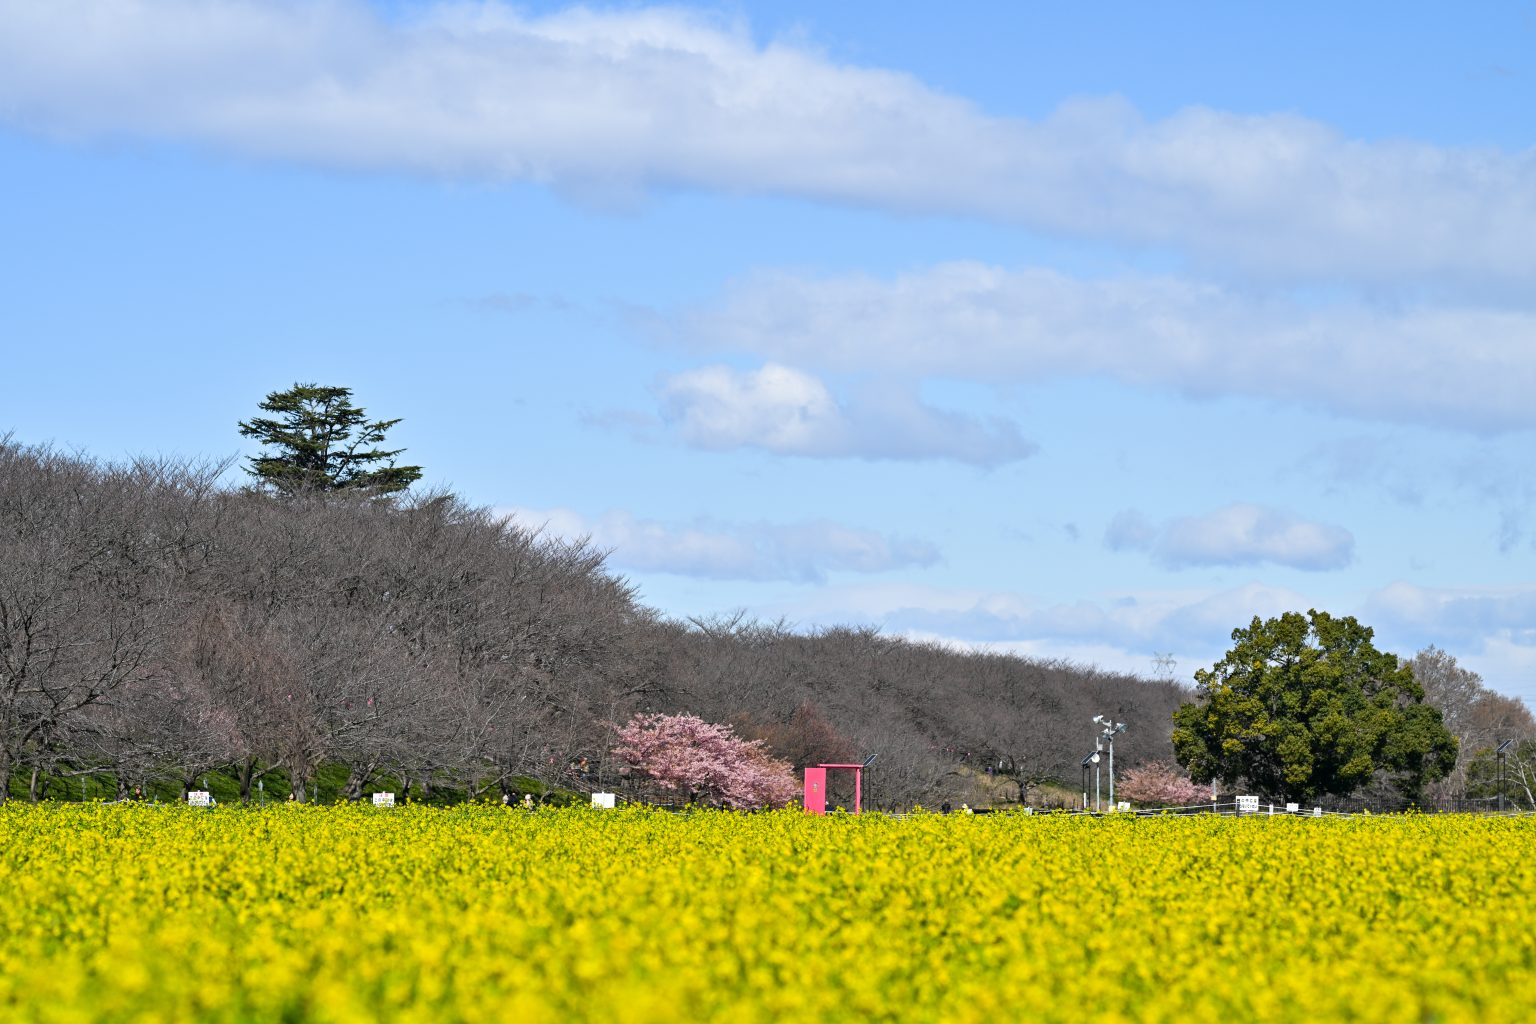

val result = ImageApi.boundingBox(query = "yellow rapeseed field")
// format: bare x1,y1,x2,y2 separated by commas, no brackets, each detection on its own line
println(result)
0,804,1532,1023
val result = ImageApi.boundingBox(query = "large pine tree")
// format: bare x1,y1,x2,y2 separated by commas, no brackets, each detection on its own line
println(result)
239,383,423,495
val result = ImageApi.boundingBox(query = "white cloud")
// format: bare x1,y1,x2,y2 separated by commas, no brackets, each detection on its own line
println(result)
507,506,939,583
657,363,838,456
1104,510,1158,553
1107,503,1354,571
747,579,1536,705
655,363,1036,466
1,1,1532,282
1359,581,1536,707
674,263,1536,432
763,580,1310,655
1366,581,1536,649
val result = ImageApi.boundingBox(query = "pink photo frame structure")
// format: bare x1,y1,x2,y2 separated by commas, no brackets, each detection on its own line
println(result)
802,763,864,814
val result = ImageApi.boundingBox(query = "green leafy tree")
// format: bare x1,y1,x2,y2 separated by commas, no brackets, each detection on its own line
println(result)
239,384,422,495
1172,610,1456,803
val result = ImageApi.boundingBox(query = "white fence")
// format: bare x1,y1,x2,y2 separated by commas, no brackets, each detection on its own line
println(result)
1062,798,1352,819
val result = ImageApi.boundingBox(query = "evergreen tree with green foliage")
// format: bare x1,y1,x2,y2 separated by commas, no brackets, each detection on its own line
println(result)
239,384,422,495
1172,609,1456,803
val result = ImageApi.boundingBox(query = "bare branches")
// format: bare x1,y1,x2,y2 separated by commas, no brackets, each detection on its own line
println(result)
1,434,1205,810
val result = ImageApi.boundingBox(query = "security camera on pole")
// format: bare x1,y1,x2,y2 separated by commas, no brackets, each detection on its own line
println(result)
1093,715,1127,810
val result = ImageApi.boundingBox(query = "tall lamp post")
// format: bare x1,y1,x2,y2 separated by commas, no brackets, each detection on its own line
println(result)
1498,739,1514,813
1093,715,1127,809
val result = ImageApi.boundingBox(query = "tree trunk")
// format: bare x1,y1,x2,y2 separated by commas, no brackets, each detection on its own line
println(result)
341,764,376,802
237,757,273,805
29,766,48,803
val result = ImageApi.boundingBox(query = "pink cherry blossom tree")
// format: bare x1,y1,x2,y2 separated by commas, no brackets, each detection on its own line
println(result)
1117,761,1205,806
612,713,798,809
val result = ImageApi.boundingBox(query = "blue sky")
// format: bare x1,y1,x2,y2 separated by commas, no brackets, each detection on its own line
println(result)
3,1,1535,705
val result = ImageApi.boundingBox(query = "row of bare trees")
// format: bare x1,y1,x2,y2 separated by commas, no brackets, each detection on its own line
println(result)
1408,646,1536,809
0,436,1191,807
665,616,1186,807
0,439,646,803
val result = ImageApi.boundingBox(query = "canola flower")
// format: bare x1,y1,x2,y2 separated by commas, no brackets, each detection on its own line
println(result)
1,804,1534,1023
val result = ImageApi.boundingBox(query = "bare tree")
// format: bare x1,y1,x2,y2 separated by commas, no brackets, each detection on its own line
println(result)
1411,645,1536,802
0,441,172,802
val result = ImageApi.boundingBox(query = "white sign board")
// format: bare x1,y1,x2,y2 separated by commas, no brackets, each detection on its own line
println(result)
1285,802,1299,814
1117,801,1131,812
1313,807,1323,817
188,791,211,807
1236,795,1260,814
591,792,616,809
372,792,395,808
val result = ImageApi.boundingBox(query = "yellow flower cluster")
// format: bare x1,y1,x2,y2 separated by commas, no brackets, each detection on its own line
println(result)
1,804,1532,1023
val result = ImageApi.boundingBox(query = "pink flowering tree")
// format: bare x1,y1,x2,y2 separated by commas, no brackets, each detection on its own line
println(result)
612,713,798,809
1117,761,1206,806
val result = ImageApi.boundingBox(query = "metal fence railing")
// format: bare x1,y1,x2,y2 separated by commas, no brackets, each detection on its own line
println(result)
911,798,1536,820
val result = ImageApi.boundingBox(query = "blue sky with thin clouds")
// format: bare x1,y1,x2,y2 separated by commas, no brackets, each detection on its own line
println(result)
3,1,1535,702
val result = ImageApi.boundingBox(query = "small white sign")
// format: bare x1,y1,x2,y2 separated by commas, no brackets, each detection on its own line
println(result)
1313,807,1323,817
591,792,616,809
1285,802,1299,814
188,791,211,807
1117,801,1131,812
372,792,395,808
1236,795,1260,814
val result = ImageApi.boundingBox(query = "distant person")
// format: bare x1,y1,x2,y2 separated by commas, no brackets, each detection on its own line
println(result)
941,801,952,814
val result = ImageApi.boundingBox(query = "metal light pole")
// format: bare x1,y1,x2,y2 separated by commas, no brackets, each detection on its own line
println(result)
1498,739,1514,812
1081,750,1102,811
1094,715,1127,809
